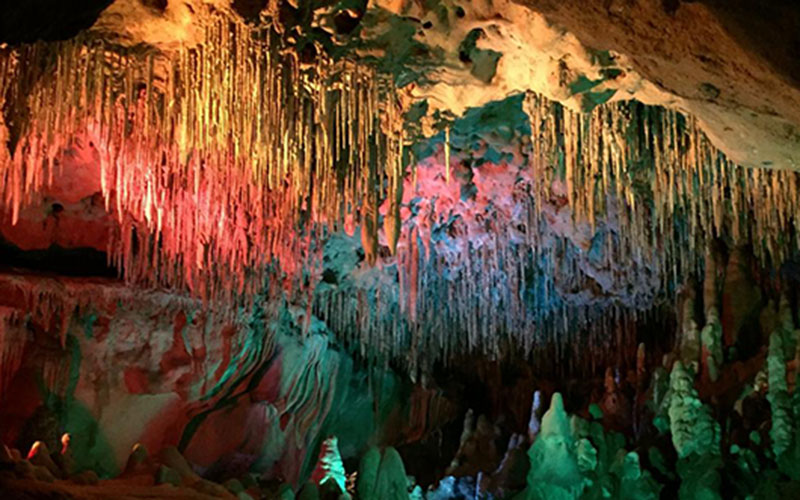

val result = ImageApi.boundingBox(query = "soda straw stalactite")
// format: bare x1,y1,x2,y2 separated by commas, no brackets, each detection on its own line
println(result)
0,12,403,308
317,91,800,374
522,93,800,287
5,12,800,373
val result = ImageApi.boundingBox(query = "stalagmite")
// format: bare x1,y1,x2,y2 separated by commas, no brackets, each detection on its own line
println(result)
523,393,587,499
667,361,719,459
357,446,411,500
701,308,723,383
527,390,542,441
310,436,347,494
767,330,793,458
26,442,61,479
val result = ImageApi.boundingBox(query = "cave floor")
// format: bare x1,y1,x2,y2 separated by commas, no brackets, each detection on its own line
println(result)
0,477,222,500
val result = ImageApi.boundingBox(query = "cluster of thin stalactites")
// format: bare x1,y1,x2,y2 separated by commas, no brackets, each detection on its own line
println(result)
317,94,800,372
2,13,800,368
0,12,403,307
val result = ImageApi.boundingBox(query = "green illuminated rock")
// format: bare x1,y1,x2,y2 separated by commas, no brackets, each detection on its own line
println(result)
521,393,588,500
357,446,410,500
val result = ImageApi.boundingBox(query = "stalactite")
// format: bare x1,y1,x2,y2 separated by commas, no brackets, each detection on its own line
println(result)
519,95,800,294
316,90,800,374
444,126,451,184
6,11,800,376
0,307,26,401
0,12,402,308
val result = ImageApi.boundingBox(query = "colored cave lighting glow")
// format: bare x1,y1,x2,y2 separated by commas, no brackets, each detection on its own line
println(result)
60,434,71,455
2,10,800,370
314,94,800,372
0,11,403,306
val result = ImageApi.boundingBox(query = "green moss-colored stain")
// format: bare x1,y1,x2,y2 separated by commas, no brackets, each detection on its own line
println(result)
568,75,604,95
404,99,429,124
600,67,623,80
469,49,502,83
63,401,119,478
589,49,616,67
82,312,97,339
458,28,502,83
423,0,449,28
358,11,441,87
581,88,617,112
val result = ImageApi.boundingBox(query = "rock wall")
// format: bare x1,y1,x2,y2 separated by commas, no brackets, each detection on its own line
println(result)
0,271,454,484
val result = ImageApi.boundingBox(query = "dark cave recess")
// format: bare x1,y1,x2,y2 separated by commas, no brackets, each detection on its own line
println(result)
0,0,113,44
0,237,117,278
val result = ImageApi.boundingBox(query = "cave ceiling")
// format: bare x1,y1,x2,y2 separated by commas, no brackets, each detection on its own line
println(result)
1,0,799,371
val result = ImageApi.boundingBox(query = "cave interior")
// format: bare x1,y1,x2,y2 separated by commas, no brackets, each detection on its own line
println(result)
2,1,800,499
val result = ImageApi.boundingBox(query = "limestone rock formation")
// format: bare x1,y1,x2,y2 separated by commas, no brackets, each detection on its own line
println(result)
522,393,588,499
357,446,410,500
0,1,799,499
311,436,347,494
